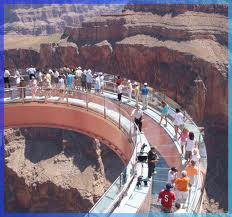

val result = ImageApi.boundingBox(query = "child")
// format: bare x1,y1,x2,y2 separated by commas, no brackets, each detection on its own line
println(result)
178,128,189,157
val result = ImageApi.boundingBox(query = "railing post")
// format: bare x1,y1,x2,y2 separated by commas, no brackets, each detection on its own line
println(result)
45,89,47,103
22,87,25,103
86,92,88,111
104,96,106,118
119,103,121,129
66,91,69,105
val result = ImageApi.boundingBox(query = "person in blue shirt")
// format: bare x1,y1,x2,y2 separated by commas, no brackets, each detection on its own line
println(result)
159,101,169,127
67,72,75,91
141,83,149,110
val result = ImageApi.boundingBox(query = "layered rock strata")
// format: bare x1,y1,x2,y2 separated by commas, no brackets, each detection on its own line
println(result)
4,128,124,212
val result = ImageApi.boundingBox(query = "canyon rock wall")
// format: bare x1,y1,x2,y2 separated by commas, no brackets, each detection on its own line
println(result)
4,5,228,210
4,128,124,212
4,4,124,35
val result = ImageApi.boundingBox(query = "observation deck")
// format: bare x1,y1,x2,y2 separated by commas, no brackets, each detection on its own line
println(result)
4,75,207,213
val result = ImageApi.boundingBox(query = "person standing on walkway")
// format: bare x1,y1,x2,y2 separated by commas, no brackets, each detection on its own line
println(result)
158,183,176,213
185,132,197,161
131,104,143,132
167,167,178,184
173,108,184,139
86,69,93,92
117,83,123,101
141,83,149,110
178,128,189,157
4,68,11,88
147,147,159,179
30,75,38,100
99,72,104,94
134,82,140,105
95,74,101,94
127,80,133,102
159,101,169,127
191,148,200,165
81,70,87,91
185,160,198,185
174,170,191,205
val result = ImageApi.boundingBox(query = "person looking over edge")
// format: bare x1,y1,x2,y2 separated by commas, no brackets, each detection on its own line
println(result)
131,104,143,133
157,183,176,213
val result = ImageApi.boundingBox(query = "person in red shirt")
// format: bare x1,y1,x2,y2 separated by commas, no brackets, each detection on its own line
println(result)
157,183,176,213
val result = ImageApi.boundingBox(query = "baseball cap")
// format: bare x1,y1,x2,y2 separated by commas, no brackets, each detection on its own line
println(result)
128,80,131,83
166,183,173,189
144,83,148,86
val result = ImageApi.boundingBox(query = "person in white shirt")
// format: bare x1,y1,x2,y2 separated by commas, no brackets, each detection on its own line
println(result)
53,69,59,84
167,167,178,184
27,66,36,80
86,69,93,92
99,72,104,94
173,108,184,139
131,105,143,132
57,75,65,100
127,80,133,102
4,68,11,88
75,66,82,90
191,148,200,165
15,70,21,87
185,132,197,161
95,74,101,94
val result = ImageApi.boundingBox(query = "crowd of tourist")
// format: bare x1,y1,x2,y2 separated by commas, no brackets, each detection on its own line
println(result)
4,66,202,213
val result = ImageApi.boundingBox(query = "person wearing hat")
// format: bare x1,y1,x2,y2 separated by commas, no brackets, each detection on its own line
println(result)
157,183,176,213
141,82,149,110
167,167,178,184
174,170,191,204
127,80,133,102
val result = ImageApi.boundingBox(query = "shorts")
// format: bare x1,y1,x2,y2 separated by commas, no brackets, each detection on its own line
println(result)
161,206,172,213
185,150,192,160
161,113,168,117
175,190,188,203
180,141,186,147
81,81,86,88
4,77,10,83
